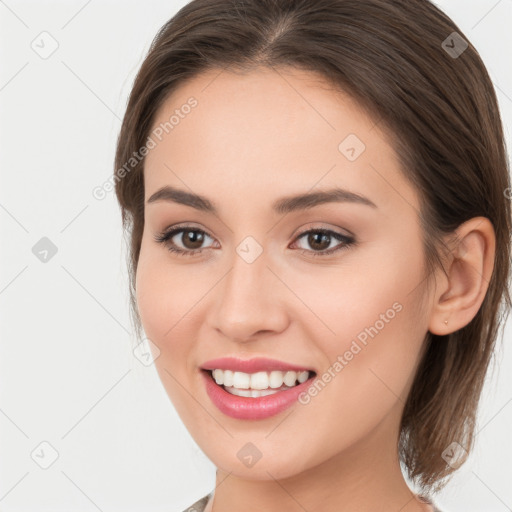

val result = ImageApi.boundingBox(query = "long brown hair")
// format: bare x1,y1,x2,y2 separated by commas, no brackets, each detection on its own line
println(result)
114,0,511,495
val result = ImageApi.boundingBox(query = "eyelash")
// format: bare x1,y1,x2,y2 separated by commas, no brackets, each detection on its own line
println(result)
153,224,355,258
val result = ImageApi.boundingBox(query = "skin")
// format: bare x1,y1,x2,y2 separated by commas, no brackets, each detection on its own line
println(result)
135,66,495,512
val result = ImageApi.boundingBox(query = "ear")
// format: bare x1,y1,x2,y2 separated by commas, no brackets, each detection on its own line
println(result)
428,217,496,335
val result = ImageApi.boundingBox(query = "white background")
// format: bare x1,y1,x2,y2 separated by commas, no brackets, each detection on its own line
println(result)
0,1,511,511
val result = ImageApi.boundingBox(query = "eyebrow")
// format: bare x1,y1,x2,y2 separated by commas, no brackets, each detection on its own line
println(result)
146,185,377,214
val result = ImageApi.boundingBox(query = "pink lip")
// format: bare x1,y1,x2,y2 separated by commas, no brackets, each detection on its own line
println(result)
201,356,313,373
201,369,316,420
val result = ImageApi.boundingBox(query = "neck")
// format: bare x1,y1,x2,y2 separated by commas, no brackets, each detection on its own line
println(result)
206,401,432,512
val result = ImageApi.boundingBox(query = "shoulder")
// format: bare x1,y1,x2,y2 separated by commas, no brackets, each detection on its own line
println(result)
178,492,446,512
180,492,212,512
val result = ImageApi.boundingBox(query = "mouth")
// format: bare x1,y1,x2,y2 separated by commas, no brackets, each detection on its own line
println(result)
204,368,316,398
200,363,317,420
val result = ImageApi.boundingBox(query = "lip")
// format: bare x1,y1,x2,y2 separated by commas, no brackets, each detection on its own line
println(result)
201,369,316,420
201,356,314,373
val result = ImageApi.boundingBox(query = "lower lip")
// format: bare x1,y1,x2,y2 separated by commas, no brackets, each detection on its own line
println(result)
201,370,315,420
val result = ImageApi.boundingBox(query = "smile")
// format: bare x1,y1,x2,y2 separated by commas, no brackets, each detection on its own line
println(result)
200,357,317,420
211,369,311,397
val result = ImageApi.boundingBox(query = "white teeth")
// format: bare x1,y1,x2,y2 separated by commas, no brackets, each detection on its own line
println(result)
233,371,251,389
212,369,224,385
223,370,234,387
298,370,309,383
283,370,297,387
250,371,270,390
269,370,284,388
210,369,312,392
226,387,282,398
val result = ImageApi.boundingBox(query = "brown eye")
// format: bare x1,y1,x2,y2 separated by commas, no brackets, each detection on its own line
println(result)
180,229,206,250
154,226,215,256
305,232,332,251
154,225,355,258
292,228,355,257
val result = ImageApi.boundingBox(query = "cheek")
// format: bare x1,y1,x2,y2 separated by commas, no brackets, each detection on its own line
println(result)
135,248,199,410
135,240,213,378
286,237,426,352
135,239,195,341
135,260,170,341
311,249,427,417
134,248,192,398
298,238,427,391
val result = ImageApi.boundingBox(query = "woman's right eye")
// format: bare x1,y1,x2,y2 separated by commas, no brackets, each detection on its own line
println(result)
153,226,216,256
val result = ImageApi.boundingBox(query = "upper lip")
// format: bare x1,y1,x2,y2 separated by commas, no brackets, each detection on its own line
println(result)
201,357,315,374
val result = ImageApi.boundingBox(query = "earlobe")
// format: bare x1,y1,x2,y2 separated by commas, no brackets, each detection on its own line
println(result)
428,217,496,336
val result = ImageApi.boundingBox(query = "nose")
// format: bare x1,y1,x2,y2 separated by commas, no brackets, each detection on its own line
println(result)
207,246,289,343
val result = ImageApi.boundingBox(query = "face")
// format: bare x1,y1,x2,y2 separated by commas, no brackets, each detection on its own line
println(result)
136,66,433,480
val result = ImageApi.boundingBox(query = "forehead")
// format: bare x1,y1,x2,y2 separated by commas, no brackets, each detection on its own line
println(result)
143,66,419,214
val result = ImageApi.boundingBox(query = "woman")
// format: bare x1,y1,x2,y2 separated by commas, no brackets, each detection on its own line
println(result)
114,1,511,510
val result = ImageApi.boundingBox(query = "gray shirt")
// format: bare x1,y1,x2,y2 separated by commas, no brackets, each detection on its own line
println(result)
181,492,444,511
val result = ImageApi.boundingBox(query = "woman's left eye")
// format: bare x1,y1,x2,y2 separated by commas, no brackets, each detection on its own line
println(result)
153,226,355,258
292,228,355,257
